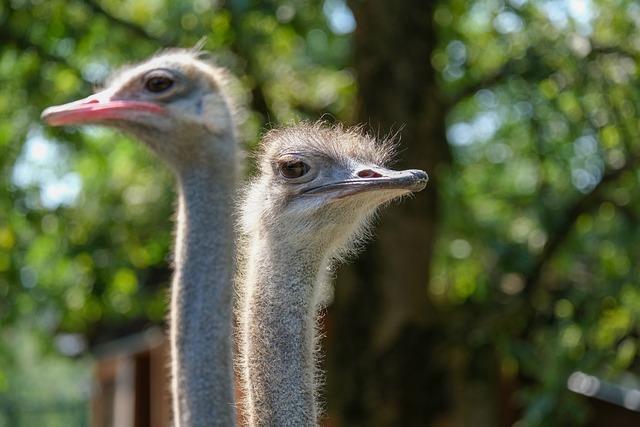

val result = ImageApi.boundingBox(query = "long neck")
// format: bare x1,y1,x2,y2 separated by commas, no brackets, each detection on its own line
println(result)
239,232,326,426
171,164,236,426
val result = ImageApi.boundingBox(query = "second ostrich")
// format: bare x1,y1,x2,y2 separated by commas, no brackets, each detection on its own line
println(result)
237,122,428,426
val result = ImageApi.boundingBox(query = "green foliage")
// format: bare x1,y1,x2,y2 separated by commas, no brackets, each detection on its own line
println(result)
430,0,640,424
2,0,640,425
0,323,91,427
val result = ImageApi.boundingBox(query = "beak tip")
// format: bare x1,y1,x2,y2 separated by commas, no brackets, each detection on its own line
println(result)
40,109,51,122
40,107,61,126
409,169,429,191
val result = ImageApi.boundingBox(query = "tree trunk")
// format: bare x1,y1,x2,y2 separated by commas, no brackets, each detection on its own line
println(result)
326,1,452,425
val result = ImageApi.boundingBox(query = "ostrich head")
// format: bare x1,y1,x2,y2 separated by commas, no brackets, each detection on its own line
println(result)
41,49,237,171
240,122,428,264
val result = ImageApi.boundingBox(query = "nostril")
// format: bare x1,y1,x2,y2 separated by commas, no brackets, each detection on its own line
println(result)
357,169,383,178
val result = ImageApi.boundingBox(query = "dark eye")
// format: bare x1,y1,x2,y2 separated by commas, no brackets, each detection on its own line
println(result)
145,76,174,93
278,160,310,179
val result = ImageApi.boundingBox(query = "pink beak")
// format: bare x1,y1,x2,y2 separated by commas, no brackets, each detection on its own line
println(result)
41,91,165,127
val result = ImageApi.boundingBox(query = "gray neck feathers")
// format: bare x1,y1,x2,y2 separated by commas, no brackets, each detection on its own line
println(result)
239,232,327,427
171,161,237,426
236,190,385,426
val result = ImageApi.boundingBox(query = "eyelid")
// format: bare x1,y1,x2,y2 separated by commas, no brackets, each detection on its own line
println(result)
271,154,303,170
142,69,176,80
278,154,304,162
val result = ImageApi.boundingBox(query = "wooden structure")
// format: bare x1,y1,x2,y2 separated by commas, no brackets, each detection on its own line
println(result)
91,328,170,427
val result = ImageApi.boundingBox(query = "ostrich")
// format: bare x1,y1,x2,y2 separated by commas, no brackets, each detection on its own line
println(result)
41,50,239,426
236,122,428,426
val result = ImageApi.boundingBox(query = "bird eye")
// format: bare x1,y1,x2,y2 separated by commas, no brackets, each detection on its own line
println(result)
145,75,174,93
278,160,310,179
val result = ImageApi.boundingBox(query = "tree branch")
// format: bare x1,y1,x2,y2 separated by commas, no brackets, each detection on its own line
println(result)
525,149,638,295
81,0,173,46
